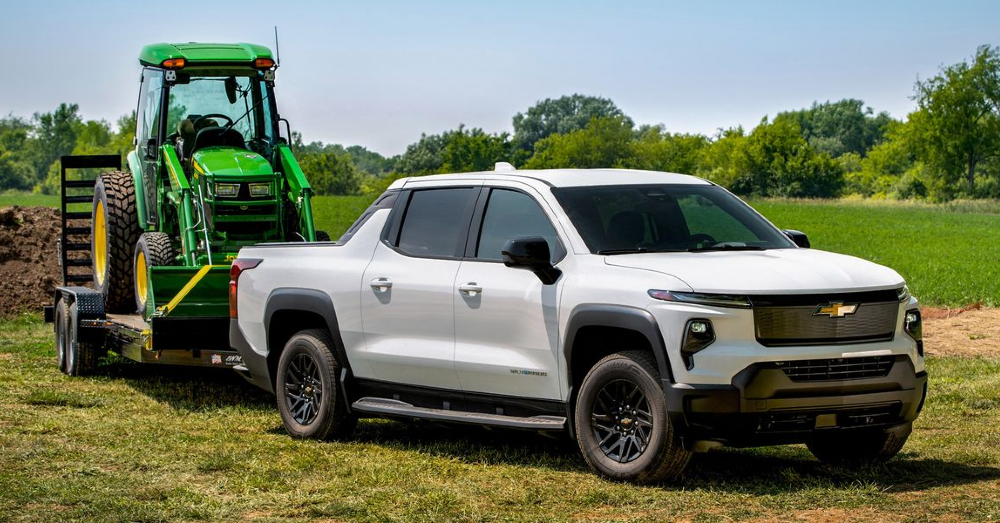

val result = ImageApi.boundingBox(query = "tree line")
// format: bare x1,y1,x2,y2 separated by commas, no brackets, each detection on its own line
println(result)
2,44,998,202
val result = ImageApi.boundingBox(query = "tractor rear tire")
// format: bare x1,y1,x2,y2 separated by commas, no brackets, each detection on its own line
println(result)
133,232,176,314
315,230,331,242
93,172,141,313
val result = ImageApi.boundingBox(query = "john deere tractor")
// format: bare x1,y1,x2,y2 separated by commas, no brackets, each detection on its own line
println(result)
86,42,324,317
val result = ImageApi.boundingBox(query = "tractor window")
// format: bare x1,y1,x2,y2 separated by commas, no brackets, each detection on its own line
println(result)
165,74,277,149
136,69,164,148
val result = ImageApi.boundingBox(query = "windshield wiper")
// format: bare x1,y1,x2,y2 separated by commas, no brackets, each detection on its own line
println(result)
687,244,765,252
597,248,685,255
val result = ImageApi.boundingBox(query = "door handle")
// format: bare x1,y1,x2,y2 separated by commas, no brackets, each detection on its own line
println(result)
458,283,482,297
370,278,392,293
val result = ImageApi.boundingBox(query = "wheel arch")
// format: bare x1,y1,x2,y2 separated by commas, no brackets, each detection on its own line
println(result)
263,288,351,392
564,305,674,398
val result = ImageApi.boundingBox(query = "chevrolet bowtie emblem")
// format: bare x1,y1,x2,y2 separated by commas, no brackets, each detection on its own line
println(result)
813,302,858,318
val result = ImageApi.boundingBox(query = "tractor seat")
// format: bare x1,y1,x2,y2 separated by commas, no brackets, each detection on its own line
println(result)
191,126,246,156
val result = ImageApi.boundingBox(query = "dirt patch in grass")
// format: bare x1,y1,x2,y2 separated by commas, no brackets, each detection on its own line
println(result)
923,305,1000,358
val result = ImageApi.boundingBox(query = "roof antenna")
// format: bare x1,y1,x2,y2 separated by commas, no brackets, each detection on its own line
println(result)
273,26,281,68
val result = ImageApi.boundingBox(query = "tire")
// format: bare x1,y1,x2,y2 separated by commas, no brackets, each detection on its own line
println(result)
54,298,70,374
133,232,176,314
64,302,99,376
314,230,331,242
93,171,142,313
807,424,911,466
275,329,357,440
575,350,691,484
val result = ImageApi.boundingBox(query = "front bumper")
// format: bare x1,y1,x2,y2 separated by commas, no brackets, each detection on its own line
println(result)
664,355,928,448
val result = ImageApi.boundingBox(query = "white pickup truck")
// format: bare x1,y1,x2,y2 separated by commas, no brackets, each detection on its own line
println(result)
229,166,927,483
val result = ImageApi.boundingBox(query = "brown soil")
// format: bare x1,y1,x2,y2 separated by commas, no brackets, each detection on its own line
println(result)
922,305,1000,358
0,206,65,314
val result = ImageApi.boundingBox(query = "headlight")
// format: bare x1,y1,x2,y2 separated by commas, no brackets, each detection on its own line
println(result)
897,285,910,302
215,183,239,197
904,308,923,357
681,319,715,369
648,290,751,309
249,183,271,197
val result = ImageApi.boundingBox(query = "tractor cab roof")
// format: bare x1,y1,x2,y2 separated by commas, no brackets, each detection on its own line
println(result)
139,43,274,69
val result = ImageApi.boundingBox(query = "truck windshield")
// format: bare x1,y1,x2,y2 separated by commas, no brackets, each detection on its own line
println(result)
165,74,277,148
551,184,795,254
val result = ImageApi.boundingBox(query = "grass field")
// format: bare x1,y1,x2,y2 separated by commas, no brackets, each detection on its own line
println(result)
3,190,997,306
0,315,998,521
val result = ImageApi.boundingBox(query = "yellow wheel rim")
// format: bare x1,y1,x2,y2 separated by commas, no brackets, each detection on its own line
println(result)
135,250,148,309
94,201,107,285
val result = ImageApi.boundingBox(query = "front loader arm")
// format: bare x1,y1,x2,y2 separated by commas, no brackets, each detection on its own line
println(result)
277,144,316,241
161,145,200,265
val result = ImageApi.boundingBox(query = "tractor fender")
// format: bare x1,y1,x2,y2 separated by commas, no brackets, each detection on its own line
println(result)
125,151,148,229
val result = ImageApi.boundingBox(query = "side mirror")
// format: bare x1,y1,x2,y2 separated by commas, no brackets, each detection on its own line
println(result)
783,229,810,248
502,237,561,285
144,138,158,161
225,76,239,104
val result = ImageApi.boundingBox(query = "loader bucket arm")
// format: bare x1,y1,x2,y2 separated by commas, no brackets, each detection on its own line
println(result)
161,145,201,265
277,144,316,241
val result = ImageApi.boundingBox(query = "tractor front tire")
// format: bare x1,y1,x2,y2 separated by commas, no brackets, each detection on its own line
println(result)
133,232,176,314
93,172,141,313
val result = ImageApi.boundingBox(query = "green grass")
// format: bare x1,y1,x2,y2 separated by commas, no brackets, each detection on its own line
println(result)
0,192,59,208
751,198,1000,307
3,189,995,306
1,314,998,521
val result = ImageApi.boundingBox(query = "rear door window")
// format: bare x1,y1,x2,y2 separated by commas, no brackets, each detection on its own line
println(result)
395,188,478,258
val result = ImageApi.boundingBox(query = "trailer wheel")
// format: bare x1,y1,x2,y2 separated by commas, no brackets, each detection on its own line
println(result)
93,172,142,313
54,298,70,374
64,302,99,377
275,329,356,440
133,232,176,314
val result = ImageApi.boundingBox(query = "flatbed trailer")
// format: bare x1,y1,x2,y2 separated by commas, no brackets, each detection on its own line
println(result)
44,155,243,375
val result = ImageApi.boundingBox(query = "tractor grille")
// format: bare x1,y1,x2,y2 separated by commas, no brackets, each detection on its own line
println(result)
776,356,894,382
751,290,899,346
215,203,276,216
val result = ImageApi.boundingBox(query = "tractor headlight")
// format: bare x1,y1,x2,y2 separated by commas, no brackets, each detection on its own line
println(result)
215,183,239,198
249,183,271,197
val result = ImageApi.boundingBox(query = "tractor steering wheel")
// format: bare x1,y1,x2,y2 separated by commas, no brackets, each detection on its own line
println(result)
193,113,234,129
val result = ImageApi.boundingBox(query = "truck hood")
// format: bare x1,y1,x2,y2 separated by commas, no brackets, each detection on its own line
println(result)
604,248,904,295
191,147,272,179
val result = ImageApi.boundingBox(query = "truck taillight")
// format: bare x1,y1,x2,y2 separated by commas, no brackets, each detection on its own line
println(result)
229,259,262,318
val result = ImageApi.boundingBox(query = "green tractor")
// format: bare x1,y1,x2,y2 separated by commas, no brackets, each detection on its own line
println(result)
88,42,323,317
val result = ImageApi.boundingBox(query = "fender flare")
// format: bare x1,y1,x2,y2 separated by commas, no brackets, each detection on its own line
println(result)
563,304,675,389
262,287,352,375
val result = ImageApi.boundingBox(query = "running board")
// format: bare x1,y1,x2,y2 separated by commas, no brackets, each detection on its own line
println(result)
351,397,567,431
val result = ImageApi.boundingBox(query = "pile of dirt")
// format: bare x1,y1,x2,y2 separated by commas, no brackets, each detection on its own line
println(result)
0,206,67,314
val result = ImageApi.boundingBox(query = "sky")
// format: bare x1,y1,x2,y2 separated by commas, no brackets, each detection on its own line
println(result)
1,1,998,156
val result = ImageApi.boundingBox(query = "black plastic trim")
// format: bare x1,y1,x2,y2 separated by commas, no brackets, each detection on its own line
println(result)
564,305,675,388
261,288,351,390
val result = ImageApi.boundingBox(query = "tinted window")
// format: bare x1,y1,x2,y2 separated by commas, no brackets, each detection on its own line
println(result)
552,184,793,253
477,189,561,261
396,188,477,257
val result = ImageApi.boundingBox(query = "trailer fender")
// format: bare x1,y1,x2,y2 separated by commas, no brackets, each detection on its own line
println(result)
52,286,106,345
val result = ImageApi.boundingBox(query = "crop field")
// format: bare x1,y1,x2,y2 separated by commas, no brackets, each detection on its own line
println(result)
0,315,998,521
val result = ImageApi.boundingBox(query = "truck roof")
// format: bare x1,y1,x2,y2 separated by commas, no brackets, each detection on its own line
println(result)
139,43,274,68
390,168,712,190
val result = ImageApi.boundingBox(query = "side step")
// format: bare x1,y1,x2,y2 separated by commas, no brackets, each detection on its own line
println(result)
351,397,567,431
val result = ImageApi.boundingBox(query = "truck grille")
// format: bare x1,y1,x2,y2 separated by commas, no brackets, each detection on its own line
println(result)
751,290,899,346
776,356,894,382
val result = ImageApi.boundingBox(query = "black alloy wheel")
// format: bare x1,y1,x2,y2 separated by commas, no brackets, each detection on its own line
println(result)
591,379,654,463
284,352,324,425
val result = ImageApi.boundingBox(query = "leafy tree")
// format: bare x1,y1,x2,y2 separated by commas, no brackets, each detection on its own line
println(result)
512,94,632,158
441,126,512,173
29,103,82,186
344,145,397,176
298,149,363,195
627,126,709,174
728,118,843,198
696,127,747,188
0,116,35,190
775,99,893,157
523,116,635,169
911,45,1000,193
394,131,450,175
